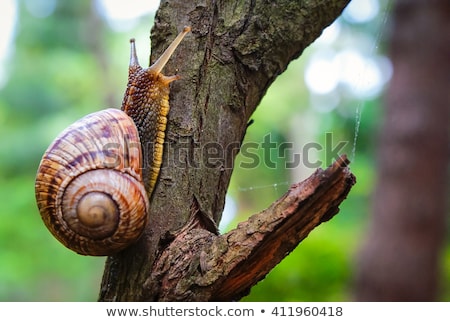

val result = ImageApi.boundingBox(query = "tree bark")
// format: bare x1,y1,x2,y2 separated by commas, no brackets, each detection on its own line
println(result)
99,0,352,301
355,0,450,301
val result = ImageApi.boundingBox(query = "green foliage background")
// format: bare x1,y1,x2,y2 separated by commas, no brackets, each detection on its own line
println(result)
0,0,448,301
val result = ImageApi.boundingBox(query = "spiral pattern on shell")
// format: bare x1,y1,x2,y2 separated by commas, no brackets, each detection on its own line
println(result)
35,108,149,256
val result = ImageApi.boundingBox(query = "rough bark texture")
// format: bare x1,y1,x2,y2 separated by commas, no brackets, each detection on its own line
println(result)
355,0,450,301
99,0,351,301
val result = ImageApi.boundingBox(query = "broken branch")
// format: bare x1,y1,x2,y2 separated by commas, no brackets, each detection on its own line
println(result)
145,155,356,301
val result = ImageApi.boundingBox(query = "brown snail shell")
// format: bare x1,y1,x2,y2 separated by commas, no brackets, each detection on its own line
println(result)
35,108,149,256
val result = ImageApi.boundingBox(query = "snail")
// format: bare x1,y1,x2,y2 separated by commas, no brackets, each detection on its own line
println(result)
34,26,191,256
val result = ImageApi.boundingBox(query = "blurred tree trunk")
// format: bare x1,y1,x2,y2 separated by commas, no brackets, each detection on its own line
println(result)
355,0,450,301
99,0,353,301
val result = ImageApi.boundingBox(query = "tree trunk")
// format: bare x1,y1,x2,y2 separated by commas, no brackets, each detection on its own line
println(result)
99,0,352,301
355,0,450,301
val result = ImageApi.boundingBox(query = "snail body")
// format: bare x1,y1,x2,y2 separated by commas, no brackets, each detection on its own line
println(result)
35,27,190,256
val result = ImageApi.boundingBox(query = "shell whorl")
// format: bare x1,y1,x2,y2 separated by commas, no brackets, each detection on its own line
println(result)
35,108,149,256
